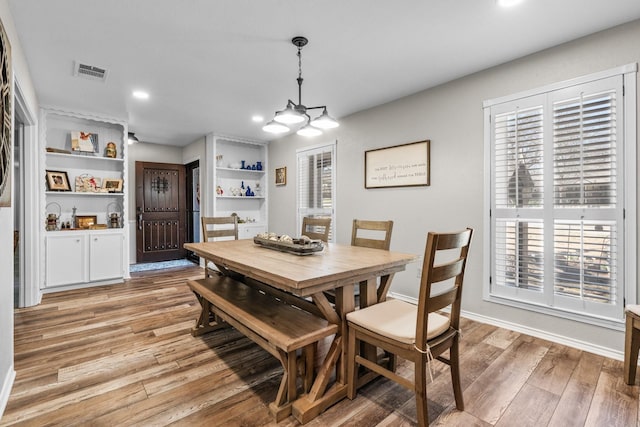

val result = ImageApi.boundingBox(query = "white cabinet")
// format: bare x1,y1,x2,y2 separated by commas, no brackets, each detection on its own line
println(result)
238,224,267,240
45,230,124,288
40,107,129,290
45,233,87,287
89,233,124,281
206,134,268,238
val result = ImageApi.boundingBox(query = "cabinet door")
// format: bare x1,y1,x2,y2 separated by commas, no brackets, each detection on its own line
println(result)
46,234,87,287
90,233,124,281
238,224,267,240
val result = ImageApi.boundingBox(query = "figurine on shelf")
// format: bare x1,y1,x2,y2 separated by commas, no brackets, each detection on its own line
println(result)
216,185,223,195
105,142,117,158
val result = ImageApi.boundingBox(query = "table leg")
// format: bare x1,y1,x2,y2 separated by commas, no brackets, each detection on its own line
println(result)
292,285,354,423
359,279,378,364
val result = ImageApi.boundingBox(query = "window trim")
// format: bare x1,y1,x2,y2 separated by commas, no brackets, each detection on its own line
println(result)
483,63,637,329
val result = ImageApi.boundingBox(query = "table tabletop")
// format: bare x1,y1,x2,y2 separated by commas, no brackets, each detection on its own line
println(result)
185,239,417,297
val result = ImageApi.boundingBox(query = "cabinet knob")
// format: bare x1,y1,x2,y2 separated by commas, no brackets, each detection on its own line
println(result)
76,239,80,243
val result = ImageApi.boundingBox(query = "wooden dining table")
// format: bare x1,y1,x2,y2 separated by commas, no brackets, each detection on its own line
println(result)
184,239,417,423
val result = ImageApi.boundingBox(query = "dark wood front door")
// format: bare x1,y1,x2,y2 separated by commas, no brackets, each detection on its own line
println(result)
135,161,186,262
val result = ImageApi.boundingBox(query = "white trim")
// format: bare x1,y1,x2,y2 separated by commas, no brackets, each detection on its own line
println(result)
623,70,637,305
460,310,623,361
0,365,16,418
483,63,638,108
387,291,623,361
15,78,41,307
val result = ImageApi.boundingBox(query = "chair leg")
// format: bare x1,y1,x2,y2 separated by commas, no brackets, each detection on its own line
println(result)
624,314,640,385
347,327,358,399
450,336,464,410
415,355,429,427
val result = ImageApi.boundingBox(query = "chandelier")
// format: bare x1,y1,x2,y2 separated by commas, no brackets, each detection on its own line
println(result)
263,36,339,137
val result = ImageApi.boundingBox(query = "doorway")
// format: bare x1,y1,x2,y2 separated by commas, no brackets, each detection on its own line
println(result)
13,117,23,307
185,160,200,262
135,161,187,263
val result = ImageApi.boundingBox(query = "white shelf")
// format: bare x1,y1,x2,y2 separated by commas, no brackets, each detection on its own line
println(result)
217,167,265,174
217,195,264,199
46,151,124,163
46,191,124,197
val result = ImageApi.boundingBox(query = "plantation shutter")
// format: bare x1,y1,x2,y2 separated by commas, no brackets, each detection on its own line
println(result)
488,73,626,321
297,143,336,241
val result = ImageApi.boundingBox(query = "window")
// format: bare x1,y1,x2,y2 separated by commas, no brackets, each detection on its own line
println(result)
484,65,636,324
297,142,336,241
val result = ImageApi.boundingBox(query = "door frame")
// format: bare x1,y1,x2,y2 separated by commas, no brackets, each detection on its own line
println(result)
16,79,39,307
184,159,200,262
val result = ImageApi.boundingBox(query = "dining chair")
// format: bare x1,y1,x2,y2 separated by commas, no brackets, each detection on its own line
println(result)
624,305,640,385
351,219,393,251
347,228,473,426
301,216,331,242
201,216,238,277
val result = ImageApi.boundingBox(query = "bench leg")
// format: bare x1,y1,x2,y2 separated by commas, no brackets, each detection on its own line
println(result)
190,294,228,337
269,349,299,422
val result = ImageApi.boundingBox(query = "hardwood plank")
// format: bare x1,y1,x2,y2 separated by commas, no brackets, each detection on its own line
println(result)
583,370,639,427
495,383,559,427
462,336,550,424
547,351,604,427
527,343,582,396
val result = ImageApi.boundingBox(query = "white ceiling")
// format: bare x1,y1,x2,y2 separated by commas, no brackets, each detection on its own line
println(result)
8,0,640,146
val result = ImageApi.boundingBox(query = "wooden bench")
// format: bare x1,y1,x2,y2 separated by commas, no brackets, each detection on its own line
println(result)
187,276,339,421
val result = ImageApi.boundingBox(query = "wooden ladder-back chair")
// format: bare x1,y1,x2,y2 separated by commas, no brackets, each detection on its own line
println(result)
325,219,395,305
201,216,238,277
347,228,473,426
301,217,331,242
351,219,393,251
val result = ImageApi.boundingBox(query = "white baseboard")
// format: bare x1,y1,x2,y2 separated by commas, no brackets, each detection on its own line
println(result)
0,364,16,418
387,292,623,361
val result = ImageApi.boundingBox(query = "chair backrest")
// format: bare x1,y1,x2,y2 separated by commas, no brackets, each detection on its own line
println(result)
301,217,332,242
351,219,393,250
201,216,238,242
416,228,473,346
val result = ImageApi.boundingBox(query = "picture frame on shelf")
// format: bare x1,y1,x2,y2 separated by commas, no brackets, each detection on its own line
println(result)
75,174,102,192
275,167,286,186
46,170,71,191
71,131,99,153
76,215,98,229
103,178,123,192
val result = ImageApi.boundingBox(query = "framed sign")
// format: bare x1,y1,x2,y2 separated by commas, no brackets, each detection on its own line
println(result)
275,166,286,186
365,140,430,189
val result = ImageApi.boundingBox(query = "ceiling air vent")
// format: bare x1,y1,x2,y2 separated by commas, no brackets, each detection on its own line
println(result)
73,61,108,82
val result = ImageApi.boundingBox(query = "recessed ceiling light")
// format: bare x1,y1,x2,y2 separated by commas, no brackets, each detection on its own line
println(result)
132,90,149,100
497,0,523,7
252,115,264,123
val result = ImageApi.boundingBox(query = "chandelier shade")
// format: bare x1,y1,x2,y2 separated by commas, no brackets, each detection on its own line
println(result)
262,36,339,137
262,120,290,134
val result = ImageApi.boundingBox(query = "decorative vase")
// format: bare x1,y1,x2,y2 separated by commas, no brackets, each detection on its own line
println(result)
256,161,262,171
241,160,246,169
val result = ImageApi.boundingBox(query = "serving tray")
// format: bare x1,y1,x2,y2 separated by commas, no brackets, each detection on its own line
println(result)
253,236,324,255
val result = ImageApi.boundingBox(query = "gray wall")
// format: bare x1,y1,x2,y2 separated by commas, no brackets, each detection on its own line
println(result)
268,20,640,354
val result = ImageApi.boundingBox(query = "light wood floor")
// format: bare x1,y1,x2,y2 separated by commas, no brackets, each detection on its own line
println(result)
1,265,638,426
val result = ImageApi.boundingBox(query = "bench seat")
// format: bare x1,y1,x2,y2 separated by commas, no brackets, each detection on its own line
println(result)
187,276,338,421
